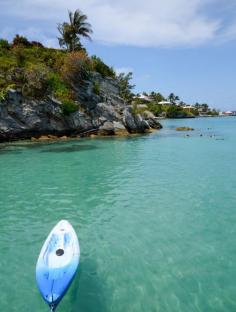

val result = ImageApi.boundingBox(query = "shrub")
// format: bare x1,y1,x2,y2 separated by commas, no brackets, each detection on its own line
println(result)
5,67,25,88
93,80,100,95
91,55,115,78
22,64,49,98
31,41,44,48
13,34,32,47
47,72,78,115
131,103,147,115
13,46,25,67
0,39,10,50
147,102,163,116
0,84,16,101
61,99,79,115
166,105,188,118
0,56,17,73
46,72,74,101
61,51,92,86
40,49,62,68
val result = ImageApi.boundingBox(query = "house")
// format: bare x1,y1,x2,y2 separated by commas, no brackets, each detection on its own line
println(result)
182,105,194,111
157,100,174,105
135,94,152,102
224,111,234,116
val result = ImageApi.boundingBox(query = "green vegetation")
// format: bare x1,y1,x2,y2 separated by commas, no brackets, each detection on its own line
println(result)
46,72,73,101
0,39,10,50
0,7,123,115
166,105,188,118
93,81,100,95
0,11,117,116
0,84,15,101
168,93,180,104
149,92,165,103
61,99,79,115
131,102,147,115
146,102,163,116
91,56,116,78
133,91,219,118
117,72,135,102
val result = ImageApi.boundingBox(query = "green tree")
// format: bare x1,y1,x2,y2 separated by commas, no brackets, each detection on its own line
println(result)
147,102,163,116
117,72,135,102
166,105,187,118
201,103,209,112
149,92,165,103
58,9,93,52
168,93,180,104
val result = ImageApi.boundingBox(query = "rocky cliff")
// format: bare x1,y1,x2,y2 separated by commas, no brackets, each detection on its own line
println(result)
0,72,162,142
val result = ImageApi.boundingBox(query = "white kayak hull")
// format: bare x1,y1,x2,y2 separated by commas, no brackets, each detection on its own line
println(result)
36,220,80,310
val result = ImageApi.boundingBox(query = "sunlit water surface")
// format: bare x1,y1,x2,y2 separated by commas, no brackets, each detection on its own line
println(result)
0,117,236,312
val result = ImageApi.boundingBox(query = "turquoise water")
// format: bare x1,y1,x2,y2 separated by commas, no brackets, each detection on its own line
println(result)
0,117,236,312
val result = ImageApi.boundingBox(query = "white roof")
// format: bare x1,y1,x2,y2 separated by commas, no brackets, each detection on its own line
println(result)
158,101,173,105
183,105,194,109
137,94,152,102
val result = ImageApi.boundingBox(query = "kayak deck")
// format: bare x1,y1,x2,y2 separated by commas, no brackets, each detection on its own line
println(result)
36,220,80,309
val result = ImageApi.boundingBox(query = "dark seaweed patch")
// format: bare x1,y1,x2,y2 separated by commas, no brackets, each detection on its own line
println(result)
40,144,98,153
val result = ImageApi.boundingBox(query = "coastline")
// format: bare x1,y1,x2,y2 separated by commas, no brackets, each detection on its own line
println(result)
0,115,229,144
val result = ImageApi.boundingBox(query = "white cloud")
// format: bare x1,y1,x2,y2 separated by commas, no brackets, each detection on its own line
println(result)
0,0,236,47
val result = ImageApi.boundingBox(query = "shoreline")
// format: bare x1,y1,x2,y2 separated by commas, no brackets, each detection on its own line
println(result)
0,115,232,145
0,129,158,146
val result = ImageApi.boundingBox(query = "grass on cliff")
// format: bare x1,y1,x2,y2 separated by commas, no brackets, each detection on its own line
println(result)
0,38,116,114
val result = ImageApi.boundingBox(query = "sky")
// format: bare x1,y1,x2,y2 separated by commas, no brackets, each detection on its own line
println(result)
0,0,236,110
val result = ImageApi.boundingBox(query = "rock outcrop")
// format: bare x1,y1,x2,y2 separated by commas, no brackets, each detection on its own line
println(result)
0,73,162,142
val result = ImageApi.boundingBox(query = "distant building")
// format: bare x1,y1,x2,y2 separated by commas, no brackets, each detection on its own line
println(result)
219,111,235,116
135,94,152,102
182,105,194,111
157,101,174,105
224,111,234,116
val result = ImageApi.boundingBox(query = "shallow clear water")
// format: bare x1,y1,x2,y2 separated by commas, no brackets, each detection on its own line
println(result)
0,117,236,312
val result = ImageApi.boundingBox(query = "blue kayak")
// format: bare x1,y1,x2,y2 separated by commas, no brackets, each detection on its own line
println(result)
36,220,80,311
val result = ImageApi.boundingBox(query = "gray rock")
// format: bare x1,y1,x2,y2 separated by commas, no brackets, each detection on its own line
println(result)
123,108,150,133
98,121,115,135
92,102,121,122
0,72,162,141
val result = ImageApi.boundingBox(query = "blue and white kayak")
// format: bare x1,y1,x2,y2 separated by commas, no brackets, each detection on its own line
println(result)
36,220,80,311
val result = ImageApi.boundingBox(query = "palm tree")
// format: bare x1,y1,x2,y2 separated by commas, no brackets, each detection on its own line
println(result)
58,9,93,51
168,93,180,104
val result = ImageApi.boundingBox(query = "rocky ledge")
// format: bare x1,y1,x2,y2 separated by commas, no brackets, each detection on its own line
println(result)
0,72,162,142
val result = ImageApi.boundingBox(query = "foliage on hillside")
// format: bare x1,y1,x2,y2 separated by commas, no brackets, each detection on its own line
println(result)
0,35,119,114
